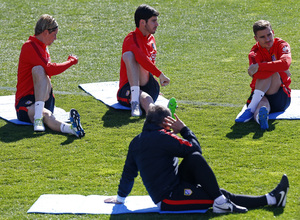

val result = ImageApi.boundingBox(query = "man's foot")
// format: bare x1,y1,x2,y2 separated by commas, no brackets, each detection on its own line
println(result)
69,109,85,138
168,97,177,119
34,118,45,132
235,108,254,123
213,199,248,213
269,174,289,207
131,101,142,117
258,106,269,130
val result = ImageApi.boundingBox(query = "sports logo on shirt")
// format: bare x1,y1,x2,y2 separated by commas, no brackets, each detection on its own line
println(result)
271,54,276,61
282,45,290,54
152,43,156,50
184,188,193,196
25,100,32,105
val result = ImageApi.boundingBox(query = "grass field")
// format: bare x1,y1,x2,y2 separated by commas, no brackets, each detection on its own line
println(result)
0,0,299,219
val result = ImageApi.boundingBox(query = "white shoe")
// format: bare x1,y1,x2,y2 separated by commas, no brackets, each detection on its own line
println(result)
131,101,142,117
34,118,45,132
213,199,248,213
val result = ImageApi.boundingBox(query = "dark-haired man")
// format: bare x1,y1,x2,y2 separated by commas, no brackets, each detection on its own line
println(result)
105,105,289,213
235,20,291,130
117,4,170,117
15,14,85,137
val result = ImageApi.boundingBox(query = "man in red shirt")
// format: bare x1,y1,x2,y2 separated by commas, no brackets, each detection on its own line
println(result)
235,20,291,130
117,4,170,117
15,14,85,138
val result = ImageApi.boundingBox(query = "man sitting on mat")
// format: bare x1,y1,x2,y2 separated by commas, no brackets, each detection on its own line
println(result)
117,4,170,117
15,14,85,138
235,20,291,130
105,105,289,213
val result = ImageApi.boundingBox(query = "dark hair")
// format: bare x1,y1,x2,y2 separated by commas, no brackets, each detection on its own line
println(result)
253,20,272,36
145,105,171,126
134,4,159,28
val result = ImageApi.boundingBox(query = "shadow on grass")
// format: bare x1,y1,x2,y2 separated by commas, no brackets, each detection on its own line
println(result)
0,121,77,144
102,108,145,128
108,206,285,220
226,120,277,139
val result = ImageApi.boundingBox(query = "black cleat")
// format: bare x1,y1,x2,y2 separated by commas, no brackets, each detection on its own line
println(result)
213,199,248,213
269,174,289,207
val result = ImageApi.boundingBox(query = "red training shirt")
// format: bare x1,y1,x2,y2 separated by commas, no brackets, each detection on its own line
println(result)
248,37,291,95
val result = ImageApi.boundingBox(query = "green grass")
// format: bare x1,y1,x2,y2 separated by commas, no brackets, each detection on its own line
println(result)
0,0,299,219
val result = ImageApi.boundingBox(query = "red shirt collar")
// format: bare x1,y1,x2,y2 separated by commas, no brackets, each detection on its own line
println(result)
29,35,47,50
135,27,151,40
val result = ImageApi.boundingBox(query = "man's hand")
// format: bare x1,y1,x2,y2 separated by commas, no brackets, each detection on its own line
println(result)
248,63,259,77
285,69,291,77
104,197,123,204
68,54,78,65
163,114,186,134
159,73,170,86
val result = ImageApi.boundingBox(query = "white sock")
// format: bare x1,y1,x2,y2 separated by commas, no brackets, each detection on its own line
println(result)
130,86,140,103
255,113,260,124
248,89,265,113
214,195,227,205
60,123,74,135
265,193,276,205
34,101,45,119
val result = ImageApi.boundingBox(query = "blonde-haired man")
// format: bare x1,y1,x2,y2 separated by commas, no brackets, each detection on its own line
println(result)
15,14,85,138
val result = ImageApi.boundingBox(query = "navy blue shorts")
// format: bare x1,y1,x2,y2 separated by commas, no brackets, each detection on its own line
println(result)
160,181,213,211
16,90,55,123
117,73,160,107
247,86,291,113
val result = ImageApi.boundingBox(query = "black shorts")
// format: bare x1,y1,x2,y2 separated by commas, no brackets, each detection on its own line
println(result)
117,73,160,107
160,181,214,211
247,86,291,113
16,90,55,123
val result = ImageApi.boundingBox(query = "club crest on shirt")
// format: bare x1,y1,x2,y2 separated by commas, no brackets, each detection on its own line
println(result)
152,43,156,50
184,188,193,196
25,100,32,105
126,90,130,97
271,54,276,61
282,45,290,54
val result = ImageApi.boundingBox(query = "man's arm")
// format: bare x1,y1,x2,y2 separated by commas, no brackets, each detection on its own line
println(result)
24,43,78,77
163,114,202,154
105,143,138,204
248,43,291,79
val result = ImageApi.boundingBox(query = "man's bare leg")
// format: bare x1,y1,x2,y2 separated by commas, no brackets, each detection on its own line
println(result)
122,51,151,116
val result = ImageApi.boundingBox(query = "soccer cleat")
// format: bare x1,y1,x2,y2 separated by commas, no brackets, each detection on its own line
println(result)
258,106,269,130
168,97,177,119
213,199,248,213
131,101,142,117
235,108,254,123
69,109,85,138
34,118,45,132
269,174,289,207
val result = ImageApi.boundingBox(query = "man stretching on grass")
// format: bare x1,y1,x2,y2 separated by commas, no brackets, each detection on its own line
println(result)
105,105,289,213
15,14,85,138
235,20,291,130
117,4,170,117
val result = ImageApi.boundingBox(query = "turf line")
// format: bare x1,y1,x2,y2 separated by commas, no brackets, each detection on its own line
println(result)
0,86,241,107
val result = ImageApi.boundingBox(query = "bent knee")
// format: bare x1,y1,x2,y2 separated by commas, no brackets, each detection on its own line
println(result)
122,51,135,63
32,65,45,74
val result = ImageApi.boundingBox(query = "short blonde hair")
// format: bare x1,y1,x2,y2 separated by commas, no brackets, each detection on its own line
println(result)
35,14,58,35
